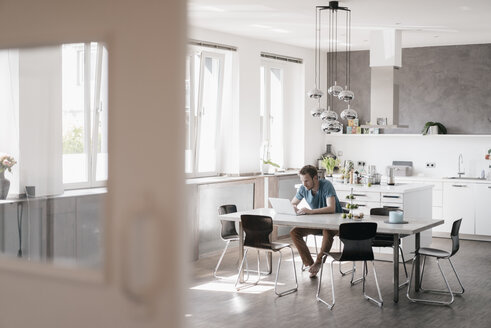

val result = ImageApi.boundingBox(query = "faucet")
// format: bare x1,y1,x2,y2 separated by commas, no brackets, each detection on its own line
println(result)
458,153,465,178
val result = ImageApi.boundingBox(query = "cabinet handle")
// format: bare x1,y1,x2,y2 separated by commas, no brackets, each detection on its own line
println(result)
383,195,400,199
452,184,467,188
353,194,367,197
488,186,491,189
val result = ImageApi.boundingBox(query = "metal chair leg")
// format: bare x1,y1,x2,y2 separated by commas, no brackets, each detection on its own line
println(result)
214,239,250,280
316,254,335,309
235,249,249,289
406,255,458,305
362,261,383,307
274,247,298,297
214,240,231,278
420,257,464,295
350,262,365,285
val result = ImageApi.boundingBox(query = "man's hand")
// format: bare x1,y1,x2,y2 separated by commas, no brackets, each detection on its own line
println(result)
297,207,313,215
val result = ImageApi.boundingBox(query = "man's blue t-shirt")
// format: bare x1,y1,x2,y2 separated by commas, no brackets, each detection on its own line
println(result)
295,179,342,213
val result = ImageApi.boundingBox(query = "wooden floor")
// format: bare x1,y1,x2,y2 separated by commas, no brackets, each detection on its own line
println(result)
186,237,491,328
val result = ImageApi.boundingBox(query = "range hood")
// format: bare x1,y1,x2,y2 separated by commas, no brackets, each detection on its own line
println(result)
364,30,407,129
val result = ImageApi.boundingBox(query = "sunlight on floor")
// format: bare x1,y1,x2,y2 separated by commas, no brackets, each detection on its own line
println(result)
190,274,285,294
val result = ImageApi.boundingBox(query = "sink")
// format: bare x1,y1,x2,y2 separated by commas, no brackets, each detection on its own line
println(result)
445,176,486,180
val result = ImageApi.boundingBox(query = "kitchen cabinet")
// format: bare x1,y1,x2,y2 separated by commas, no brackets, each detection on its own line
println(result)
443,182,475,234
475,183,491,236
334,183,433,260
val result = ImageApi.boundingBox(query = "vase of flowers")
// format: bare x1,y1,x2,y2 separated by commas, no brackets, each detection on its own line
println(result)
0,154,17,199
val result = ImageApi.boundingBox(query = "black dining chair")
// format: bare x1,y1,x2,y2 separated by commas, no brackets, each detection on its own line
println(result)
316,222,383,309
406,218,464,305
214,205,247,279
235,214,298,297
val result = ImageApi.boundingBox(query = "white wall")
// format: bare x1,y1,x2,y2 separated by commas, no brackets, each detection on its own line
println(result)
189,27,325,173
327,135,491,178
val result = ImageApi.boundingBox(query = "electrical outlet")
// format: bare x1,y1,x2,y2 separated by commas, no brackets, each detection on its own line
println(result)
357,161,366,167
426,162,436,168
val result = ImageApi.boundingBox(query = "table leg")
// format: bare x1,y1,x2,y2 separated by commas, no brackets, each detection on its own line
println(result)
393,233,400,303
267,252,272,274
239,222,244,283
414,232,421,291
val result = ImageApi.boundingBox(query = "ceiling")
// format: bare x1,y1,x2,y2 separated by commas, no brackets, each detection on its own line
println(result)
188,0,491,50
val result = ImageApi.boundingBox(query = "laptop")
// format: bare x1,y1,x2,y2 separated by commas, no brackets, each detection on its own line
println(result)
269,197,304,216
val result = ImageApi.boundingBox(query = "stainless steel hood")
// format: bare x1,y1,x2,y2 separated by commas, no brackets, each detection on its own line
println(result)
367,30,405,128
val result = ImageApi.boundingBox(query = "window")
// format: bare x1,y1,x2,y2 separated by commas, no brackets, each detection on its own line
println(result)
185,49,225,177
62,43,108,188
260,61,284,168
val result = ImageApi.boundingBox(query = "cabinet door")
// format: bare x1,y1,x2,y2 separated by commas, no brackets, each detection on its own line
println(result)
475,183,491,236
443,183,474,234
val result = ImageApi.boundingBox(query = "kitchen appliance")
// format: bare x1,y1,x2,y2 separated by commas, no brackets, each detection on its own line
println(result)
387,167,395,185
387,161,413,177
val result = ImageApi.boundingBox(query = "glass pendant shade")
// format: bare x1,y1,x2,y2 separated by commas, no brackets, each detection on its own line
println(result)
307,87,324,99
338,88,355,102
340,104,358,120
320,108,338,121
325,120,343,133
310,105,325,118
321,121,330,133
328,82,343,97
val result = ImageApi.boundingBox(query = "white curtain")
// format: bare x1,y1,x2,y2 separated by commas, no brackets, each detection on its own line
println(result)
0,47,63,197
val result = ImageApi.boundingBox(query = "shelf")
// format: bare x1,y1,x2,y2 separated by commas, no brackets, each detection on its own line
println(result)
326,134,491,137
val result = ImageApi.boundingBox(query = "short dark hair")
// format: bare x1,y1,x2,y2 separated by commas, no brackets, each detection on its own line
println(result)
299,165,318,179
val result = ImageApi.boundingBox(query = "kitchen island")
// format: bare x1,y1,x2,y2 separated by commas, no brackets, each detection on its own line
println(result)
333,182,433,260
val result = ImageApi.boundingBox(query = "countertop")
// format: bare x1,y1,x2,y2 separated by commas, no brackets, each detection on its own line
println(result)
186,170,299,185
333,183,433,193
0,187,107,204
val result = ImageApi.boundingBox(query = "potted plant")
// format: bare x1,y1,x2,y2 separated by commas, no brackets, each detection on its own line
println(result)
0,153,17,199
422,122,447,135
321,157,340,177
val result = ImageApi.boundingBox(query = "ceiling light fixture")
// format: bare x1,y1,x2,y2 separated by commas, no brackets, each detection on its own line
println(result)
308,1,357,134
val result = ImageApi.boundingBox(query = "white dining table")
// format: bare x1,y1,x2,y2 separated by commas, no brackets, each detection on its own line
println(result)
218,208,444,303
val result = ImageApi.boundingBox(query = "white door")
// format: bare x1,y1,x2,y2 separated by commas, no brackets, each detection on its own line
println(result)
0,1,185,327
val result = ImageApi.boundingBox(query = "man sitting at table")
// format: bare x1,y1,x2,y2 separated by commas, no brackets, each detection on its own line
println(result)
290,165,343,278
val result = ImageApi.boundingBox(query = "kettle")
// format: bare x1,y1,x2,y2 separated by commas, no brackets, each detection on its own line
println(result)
387,167,395,186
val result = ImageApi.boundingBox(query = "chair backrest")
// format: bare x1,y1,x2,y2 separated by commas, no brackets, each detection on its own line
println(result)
338,222,377,262
240,215,273,248
450,218,462,256
218,205,238,238
370,207,390,216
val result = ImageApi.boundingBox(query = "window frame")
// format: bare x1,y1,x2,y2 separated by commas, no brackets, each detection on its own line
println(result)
185,47,225,178
63,42,107,190
260,59,285,168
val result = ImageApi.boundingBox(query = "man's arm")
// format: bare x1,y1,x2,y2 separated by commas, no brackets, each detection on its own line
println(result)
298,196,336,215
291,196,301,212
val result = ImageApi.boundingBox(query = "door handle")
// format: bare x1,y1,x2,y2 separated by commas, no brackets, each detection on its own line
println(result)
122,201,165,306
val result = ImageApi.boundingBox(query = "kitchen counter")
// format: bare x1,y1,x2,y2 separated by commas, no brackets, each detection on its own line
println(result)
186,170,298,185
333,182,433,193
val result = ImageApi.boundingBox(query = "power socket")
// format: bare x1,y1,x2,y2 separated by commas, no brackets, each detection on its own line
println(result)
426,162,436,168
357,161,366,167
